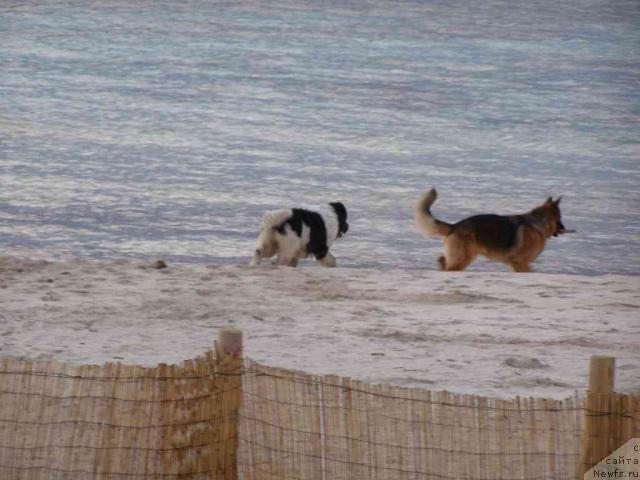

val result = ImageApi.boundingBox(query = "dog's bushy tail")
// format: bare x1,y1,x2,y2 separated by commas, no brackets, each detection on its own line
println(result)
414,188,452,237
260,209,292,230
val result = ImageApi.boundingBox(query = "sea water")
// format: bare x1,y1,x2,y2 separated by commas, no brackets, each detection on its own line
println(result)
1,0,639,275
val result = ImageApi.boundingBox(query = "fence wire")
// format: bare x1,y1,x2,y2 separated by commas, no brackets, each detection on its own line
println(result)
238,359,638,480
0,355,638,480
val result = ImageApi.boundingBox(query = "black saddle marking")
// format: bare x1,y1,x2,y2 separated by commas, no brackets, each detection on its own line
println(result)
454,214,521,251
275,208,329,260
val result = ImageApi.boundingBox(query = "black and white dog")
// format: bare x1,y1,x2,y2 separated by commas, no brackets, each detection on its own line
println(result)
250,202,349,267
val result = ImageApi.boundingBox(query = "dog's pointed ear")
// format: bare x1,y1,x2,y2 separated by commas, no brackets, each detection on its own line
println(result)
545,196,553,206
553,196,562,205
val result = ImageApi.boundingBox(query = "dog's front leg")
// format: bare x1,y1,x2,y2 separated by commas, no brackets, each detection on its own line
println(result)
318,252,337,268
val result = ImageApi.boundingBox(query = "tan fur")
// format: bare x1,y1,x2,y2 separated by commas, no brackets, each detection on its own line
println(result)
414,189,452,237
416,188,564,272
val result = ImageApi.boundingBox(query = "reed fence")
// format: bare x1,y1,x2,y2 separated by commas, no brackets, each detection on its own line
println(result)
0,328,637,479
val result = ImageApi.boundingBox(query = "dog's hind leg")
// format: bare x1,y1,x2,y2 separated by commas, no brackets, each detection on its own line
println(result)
440,237,476,271
440,256,474,271
276,241,300,267
509,262,532,273
250,227,279,266
249,249,262,266
276,253,293,266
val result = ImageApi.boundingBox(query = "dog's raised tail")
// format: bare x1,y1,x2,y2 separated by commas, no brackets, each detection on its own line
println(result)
260,209,292,230
414,188,452,237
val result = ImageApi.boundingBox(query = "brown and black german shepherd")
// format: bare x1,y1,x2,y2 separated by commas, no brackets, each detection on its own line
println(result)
415,188,566,272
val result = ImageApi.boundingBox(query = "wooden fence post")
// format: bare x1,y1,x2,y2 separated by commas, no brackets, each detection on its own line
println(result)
214,328,243,480
587,356,615,393
579,355,616,478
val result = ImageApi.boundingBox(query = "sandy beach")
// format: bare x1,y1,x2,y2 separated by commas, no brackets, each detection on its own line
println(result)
1,256,638,399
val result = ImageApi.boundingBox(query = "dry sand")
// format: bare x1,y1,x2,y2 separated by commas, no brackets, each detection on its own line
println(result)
0,256,638,399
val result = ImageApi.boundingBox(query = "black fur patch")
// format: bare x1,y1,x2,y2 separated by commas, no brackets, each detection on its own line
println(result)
454,214,520,251
275,208,329,260
330,202,349,236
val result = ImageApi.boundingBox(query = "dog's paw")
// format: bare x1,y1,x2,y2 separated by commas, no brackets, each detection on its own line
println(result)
319,253,337,268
